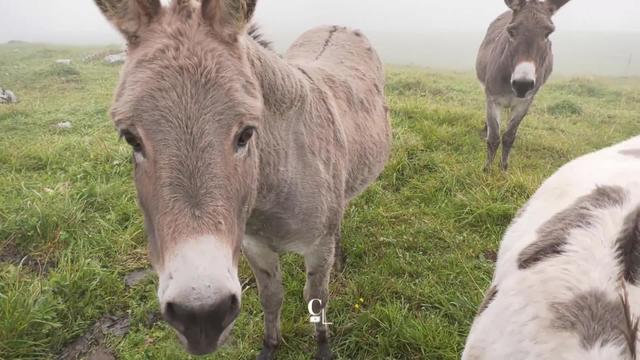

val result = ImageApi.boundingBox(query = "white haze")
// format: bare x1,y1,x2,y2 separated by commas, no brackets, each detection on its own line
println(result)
1,0,639,75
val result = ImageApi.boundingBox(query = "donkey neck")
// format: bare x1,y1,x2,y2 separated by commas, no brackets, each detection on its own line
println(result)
245,39,311,116
244,38,318,215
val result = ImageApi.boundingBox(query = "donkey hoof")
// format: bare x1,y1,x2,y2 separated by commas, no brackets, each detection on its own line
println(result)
500,163,510,172
257,344,277,360
315,344,334,360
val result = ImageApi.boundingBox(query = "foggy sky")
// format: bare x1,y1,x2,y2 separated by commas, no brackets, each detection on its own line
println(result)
0,0,638,45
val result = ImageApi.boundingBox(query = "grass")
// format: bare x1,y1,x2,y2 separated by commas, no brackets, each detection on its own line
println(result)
1,43,639,360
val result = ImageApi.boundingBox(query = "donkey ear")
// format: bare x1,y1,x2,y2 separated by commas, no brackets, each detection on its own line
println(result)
545,0,571,14
94,0,161,43
201,0,258,43
504,0,526,11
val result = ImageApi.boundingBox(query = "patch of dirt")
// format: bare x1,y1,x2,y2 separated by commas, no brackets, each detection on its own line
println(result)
87,347,115,360
0,237,55,273
58,315,130,360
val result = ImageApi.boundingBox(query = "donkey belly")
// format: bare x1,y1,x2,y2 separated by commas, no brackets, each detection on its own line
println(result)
286,26,391,200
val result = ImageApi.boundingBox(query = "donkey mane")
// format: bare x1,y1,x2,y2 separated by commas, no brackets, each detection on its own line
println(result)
247,23,272,50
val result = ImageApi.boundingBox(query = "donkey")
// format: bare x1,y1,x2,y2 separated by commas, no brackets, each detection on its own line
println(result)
477,0,571,171
94,0,391,359
463,136,640,359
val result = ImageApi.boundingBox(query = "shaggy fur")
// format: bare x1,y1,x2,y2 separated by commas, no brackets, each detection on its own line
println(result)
518,186,627,270
463,135,640,360
95,0,390,358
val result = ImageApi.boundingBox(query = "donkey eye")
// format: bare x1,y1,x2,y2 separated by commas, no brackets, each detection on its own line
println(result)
507,27,517,38
120,130,143,153
236,127,255,150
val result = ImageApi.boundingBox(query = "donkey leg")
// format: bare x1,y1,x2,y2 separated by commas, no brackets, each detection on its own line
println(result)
501,99,532,171
479,122,488,139
304,240,336,360
483,99,501,172
243,239,284,360
332,229,345,274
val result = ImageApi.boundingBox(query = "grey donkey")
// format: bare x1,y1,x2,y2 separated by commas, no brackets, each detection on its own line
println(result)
477,0,571,171
93,0,391,359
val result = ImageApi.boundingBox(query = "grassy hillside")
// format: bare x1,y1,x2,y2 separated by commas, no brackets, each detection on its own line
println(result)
1,43,640,359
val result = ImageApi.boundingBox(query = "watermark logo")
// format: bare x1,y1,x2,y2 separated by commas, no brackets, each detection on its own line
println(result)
308,299,332,325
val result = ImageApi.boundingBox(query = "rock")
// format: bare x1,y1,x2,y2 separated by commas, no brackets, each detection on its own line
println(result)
124,269,152,287
55,121,73,129
0,88,17,104
104,52,126,65
55,59,72,65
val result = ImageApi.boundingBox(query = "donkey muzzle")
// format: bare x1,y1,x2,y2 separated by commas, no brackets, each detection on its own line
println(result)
156,235,242,355
511,62,536,98
512,79,535,98
163,294,240,355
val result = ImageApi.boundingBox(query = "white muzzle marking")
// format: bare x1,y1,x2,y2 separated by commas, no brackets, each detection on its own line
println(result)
158,235,240,309
511,61,537,83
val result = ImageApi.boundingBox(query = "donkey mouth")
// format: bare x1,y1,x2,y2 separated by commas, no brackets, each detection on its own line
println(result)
174,320,235,356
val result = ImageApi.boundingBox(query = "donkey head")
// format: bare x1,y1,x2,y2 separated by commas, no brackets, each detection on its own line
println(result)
503,0,569,98
95,0,262,355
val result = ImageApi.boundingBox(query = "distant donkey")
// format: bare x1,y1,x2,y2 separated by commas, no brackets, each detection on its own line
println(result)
94,0,390,359
477,0,571,171
463,136,640,360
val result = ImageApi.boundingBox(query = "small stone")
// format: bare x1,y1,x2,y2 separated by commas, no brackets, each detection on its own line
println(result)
55,59,72,65
104,52,126,65
0,88,17,104
55,121,73,129
125,269,152,287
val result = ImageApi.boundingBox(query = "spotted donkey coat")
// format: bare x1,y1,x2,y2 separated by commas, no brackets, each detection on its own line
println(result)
94,0,391,359
463,135,640,360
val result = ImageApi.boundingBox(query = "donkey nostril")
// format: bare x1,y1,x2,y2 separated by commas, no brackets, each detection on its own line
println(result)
163,302,195,325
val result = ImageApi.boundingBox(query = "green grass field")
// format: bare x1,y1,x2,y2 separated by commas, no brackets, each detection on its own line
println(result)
1,43,640,360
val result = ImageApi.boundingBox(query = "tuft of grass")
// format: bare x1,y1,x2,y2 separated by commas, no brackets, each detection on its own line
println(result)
547,99,583,117
43,63,81,80
1,44,639,359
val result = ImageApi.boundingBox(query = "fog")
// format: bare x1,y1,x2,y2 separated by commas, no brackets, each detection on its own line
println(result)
1,0,639,75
